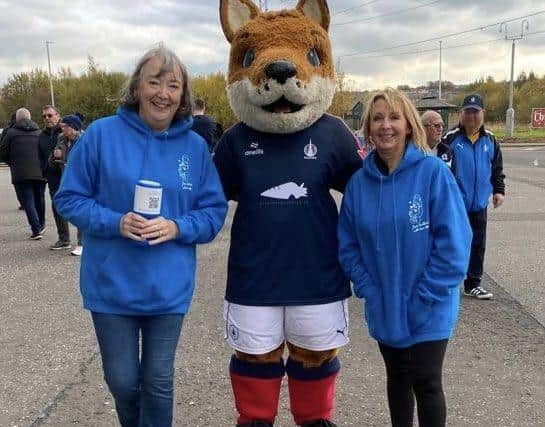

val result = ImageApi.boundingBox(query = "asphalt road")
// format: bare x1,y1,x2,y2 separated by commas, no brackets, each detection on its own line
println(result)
1,146,544,427
502,146,545,169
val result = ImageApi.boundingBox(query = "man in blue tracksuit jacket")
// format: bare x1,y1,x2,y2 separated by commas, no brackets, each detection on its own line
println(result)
437,94,506,299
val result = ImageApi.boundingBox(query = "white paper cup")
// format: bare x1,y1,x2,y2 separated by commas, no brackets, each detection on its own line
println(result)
133,180,162,217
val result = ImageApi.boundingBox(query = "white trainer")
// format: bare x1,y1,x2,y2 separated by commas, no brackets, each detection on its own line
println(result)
71,245,83,256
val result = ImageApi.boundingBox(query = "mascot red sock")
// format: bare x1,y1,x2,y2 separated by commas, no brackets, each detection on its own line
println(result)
286,345,340,426
230,355,284,425
286,357,339,425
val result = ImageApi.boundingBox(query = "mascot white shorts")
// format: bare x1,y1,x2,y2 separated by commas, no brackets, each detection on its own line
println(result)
223,300,349,354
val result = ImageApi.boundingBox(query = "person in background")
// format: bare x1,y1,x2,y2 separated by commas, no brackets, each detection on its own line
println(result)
49,114,84,255
338,88,472,427
38,105,72,249
54,45,227,427
0,108,46,239
421,110,444,155
0,111,25,210
438,94,506,300
191,98,223,153
0,112,16,145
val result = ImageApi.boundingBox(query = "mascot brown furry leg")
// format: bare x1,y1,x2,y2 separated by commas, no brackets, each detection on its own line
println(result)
215,1,363,425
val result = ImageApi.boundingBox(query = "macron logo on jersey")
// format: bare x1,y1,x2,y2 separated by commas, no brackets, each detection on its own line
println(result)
261,182,308,200
244,141,264,156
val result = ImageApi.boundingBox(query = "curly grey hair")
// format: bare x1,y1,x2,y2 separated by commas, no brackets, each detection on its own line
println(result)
120,44,192,120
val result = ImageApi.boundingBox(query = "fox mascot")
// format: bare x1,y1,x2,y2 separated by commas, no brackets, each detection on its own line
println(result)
214,1,363,426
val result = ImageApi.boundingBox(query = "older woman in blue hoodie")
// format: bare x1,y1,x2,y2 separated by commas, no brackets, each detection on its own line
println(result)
338,88,471,427
55,46,227,427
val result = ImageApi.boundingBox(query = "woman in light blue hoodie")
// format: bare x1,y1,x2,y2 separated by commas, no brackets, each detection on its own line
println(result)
55,46,227,427
338,88,471,427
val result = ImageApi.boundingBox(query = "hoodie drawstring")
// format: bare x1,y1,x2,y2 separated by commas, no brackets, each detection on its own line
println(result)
376,176,383,252
392,173,401,277
138,132,153,182
138,130,170,182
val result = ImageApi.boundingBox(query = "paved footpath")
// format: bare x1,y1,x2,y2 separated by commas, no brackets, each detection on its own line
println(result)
1,155,544,426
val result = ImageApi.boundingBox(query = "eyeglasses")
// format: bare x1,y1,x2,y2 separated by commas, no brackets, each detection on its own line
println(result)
425,124,444,130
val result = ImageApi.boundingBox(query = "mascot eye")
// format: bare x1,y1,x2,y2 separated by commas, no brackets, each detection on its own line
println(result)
243,49,255,68
307,48,320,66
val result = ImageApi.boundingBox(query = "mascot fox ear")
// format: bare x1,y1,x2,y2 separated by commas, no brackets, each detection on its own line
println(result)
296,0,330,31
220,0,261,43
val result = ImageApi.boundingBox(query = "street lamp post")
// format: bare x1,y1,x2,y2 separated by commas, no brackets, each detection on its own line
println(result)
438,40,442,100
499,21,529,138
45,40,55,107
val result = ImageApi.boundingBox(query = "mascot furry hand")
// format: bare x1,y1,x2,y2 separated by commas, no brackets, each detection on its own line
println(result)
214,1,362,426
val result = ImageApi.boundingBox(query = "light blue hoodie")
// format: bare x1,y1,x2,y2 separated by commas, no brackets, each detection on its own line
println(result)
55,107,228,315
338,143,472,348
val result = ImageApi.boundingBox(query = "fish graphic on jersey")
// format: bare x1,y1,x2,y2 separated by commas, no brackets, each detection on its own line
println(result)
261,182,307,199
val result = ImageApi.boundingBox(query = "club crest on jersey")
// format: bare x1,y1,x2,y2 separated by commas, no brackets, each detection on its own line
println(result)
408,193,429,233
303,139,317,160
178,155,193,191
244,141,264,156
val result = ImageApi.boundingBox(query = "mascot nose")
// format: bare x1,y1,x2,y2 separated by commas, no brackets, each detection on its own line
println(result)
265,61,297,84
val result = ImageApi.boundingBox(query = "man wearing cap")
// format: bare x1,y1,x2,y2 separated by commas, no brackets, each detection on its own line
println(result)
49,114,84,254
438,94,505,300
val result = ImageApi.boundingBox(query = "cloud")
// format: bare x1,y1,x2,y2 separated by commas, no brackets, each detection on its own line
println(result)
1,0,544,89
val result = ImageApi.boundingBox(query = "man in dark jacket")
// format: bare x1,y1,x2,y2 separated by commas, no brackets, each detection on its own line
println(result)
1,112,25,209
38,105,71,249
0,112,16,144
0,108,46,239
191,99,223,153
50,114,84,254
438,94,506,300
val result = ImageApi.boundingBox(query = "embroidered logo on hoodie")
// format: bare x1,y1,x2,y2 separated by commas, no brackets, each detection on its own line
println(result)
178,155,193,191
408,193,429,232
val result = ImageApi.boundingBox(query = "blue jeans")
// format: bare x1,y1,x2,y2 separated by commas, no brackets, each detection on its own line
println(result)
14,180,46,234
91,313,184,427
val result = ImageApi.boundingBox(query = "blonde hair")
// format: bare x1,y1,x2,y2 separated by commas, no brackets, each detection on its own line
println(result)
360,88,428,152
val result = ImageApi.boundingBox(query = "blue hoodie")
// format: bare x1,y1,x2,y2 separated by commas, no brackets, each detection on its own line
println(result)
55,107,228,315
338,143,472,348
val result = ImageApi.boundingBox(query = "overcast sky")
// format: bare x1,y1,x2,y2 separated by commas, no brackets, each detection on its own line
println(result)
1,0,544,90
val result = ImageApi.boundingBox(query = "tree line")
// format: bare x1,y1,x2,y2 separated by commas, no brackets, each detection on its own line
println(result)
0,57,353,131
454,72,545,124
1,58,544,129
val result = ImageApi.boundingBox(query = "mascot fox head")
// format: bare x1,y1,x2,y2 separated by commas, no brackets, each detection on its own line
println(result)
220,0,335,134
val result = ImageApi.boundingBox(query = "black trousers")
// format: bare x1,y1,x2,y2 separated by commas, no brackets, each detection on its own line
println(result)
14,180,46,234
466,209,487,290
379,340,448,427
48,182,70,243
